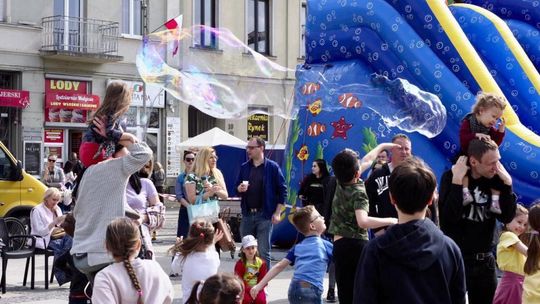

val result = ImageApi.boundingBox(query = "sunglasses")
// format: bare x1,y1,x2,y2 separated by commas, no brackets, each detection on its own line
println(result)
184,158,195,162
48,159,56,162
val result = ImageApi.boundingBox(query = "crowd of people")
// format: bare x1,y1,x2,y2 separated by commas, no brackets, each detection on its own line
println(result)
31,82,540,304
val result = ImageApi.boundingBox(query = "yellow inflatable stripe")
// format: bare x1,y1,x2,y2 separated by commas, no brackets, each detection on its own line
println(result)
459,4,540,96
427,1,540,147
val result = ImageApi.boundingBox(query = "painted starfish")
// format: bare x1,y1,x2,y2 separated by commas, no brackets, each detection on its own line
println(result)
330,116,353,140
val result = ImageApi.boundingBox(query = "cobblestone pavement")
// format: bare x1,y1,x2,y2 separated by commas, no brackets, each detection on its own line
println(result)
2,203,327,303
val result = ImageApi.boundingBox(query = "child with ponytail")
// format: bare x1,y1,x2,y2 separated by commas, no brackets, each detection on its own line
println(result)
523,203,540,304
171,219,223,303
92,218,173,304
493,204,529,304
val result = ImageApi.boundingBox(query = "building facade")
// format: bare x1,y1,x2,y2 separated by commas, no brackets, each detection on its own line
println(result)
0,0,305,181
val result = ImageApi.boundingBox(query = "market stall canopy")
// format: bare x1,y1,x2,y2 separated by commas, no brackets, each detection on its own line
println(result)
176,127,247,151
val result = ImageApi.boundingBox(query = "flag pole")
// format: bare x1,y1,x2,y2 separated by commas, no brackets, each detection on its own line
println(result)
141,0,149,141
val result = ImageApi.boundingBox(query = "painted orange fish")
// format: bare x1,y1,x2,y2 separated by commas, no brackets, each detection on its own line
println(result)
307,122,326,137
301,82,321,95
338,93,362,108
307,99,322,116
297,145,309,161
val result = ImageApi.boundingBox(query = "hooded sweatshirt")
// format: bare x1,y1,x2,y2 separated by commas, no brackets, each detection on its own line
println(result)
353,219,466,304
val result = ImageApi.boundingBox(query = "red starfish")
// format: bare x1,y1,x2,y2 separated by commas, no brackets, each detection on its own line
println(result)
330,116,353,140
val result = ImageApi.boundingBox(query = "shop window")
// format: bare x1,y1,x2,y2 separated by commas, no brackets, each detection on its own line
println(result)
247,0,270,55
122,0,142,36
126,106,161,159
0,0,5,22
193,0,218,48
188,106,216,137
0,71,19,152
53,0,83,51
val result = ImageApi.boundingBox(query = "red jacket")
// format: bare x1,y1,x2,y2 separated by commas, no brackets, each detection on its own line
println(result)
459,118,505,153
234,258,268,304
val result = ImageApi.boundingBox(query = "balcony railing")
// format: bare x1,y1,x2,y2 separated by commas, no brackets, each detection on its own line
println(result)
40,15,122,61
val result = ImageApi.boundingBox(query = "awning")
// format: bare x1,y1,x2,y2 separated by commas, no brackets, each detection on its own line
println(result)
45,92,100,110
0,89,30,108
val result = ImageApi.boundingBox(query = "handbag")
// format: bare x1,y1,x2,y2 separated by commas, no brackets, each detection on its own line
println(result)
146,204,166,231
187,192,220,224
216,218,236,253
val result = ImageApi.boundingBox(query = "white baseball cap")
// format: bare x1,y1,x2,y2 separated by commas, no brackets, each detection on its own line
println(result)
241,235,258,248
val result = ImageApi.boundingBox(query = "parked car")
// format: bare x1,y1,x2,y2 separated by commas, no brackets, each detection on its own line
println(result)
0,141,46,229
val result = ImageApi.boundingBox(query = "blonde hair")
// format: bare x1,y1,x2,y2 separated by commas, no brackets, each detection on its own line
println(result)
105,218,144,304
92,81,132,122
193,147,226,188
292,205,316,235
43,187,62,201
472,92,507,115
504,204,529,234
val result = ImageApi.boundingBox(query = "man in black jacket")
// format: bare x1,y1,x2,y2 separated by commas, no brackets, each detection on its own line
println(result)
365,134,412,235
354,158,466,304
439,139,516,304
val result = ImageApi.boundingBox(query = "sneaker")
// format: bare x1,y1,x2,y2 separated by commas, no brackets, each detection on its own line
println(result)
326,288,336,303
463,190,474,206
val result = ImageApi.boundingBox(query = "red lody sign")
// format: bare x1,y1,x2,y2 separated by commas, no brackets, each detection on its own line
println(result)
45,92,100,110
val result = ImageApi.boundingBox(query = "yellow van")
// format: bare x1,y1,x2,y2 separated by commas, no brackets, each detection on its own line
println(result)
0,141,46,227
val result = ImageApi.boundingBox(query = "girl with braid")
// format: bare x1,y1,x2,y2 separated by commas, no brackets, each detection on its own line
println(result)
171,219,224,303
92,218,173,304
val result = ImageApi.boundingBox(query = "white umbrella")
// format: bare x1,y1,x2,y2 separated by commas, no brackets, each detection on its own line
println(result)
176,127,247,152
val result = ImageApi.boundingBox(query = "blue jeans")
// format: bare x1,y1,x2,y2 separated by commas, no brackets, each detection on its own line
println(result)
240,211,273,268
288,280,322,304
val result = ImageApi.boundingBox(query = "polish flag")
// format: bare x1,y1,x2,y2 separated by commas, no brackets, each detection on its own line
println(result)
164,15,183,56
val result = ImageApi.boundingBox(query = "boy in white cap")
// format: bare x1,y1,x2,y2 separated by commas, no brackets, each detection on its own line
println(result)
234,235,268,304
249,205,333,303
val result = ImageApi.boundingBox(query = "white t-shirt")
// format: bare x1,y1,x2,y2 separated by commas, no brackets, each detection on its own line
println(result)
171,247,220,303
92,259,173,304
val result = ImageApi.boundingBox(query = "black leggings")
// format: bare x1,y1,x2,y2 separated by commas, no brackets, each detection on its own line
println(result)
333,237,367,304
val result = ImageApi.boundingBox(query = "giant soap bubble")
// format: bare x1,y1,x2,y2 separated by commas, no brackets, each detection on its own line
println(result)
136,25,297,119
137,25,446,137
296,63,447,138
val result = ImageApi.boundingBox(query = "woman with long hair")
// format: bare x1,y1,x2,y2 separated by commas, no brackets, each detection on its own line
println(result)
298,159,330,213
184,147,228,204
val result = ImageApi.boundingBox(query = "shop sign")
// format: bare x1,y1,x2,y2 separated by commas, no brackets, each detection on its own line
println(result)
45,92,100,110
44,129,64,144
108,79,165,108
247,113,269,141
46,79,87,93
166,117,182,178
45,78,94,124
23,141,42,176
0,89,30,108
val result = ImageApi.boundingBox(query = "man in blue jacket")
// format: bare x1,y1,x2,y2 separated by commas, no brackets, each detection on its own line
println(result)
354,158,466,304
236,136,287,268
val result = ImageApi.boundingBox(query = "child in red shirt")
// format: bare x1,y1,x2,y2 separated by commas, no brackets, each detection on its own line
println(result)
459,92,506,214
234,235,268,304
